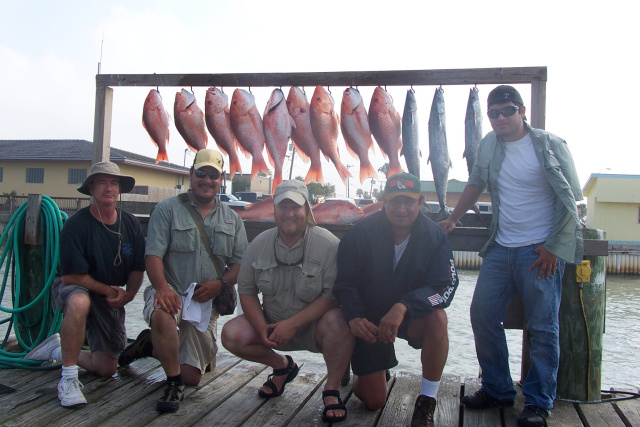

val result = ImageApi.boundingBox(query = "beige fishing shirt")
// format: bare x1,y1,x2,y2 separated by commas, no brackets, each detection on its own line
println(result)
238,224,339,323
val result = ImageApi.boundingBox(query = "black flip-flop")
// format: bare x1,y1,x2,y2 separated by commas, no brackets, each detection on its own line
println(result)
258,355,300,398
321,389,347,423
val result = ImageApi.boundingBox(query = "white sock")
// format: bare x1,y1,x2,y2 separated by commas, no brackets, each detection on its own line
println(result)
51,346,62,362
61,365,79,380
421,377,440,398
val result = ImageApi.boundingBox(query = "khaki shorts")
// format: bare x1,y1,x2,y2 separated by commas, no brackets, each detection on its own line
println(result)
51,277,127,359
265,314,321,354
143,285,218,374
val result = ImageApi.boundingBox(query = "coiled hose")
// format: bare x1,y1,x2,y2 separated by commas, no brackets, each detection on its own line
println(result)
0,196,66,369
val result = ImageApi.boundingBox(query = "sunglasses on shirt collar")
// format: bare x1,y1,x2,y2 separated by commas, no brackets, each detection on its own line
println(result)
487,105,520,119
194,169,221,180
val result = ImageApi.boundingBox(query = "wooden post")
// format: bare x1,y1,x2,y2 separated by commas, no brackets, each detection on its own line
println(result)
557,229,607,401
93,85,113,164
21,195,46,340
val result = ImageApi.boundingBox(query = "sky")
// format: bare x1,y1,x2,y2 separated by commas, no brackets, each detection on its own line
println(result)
1,0,638,197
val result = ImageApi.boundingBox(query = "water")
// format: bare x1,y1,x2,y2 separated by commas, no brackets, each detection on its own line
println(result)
3,270,639,390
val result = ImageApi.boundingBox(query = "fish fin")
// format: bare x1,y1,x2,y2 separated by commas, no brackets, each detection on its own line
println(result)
344,141,358,159
229,152,242,179
304,161,324,184
290,138,310,163
250,153,271,180
359,159,378,184
427,155,431,165
265,142,276,168
448,157,453,169
156,150,169,164
434,208,451,223
271,174,283,195
238,143,251,159
333,159,353,184
387,159,404,177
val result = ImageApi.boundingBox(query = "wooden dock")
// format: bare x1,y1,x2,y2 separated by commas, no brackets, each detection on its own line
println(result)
1,354,638,426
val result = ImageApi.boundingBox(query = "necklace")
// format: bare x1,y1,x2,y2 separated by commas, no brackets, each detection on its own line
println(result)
94,203,123,266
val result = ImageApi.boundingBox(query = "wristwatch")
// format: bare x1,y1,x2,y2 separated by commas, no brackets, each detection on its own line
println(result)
219,277,229,289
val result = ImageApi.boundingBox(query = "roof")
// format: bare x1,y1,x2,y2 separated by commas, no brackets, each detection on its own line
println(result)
582,173,640,195
0,139,189,174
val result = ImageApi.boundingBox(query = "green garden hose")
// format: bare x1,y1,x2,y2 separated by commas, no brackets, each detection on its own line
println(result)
0,196,67,369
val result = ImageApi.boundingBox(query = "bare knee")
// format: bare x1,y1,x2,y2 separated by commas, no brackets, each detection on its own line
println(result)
317,308,353,343
221,316,254,354
94,364,117,377
181,364,202,386
353,373,387,411
66,293,91,317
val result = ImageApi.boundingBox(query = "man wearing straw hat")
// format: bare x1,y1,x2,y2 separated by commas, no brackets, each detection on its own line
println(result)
25,161,146,409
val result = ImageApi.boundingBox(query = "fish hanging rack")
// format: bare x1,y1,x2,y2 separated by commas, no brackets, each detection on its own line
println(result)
92,66,548,163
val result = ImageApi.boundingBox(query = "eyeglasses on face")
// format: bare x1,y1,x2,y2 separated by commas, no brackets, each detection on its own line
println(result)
194,169,221,180
487,105,519,119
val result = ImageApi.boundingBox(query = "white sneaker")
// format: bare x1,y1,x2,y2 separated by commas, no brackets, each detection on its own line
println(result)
57,377,87,408
24,333,61,361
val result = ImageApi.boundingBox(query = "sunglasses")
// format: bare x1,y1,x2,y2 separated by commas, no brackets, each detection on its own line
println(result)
487,105,519,119
194,169,221,180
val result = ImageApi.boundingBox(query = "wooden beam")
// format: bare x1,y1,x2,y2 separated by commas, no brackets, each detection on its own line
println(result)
93,85,113,164
95,67,547,88
530,80,546,129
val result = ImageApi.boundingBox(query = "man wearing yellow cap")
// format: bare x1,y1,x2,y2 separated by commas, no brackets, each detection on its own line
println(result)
118,149,247,413
221,180,353,423
334,172,459,427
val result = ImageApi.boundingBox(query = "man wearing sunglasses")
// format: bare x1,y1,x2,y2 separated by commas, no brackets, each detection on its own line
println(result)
221,180,353,423
119,149,247,413
439,85,583,427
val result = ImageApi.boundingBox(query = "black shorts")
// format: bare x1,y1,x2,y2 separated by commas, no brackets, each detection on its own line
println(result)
350,318,423,377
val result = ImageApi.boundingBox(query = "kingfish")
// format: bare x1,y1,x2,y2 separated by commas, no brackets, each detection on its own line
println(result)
263,88,295,192
174,89,208,152
427,87,452,221
204,87,242,178
464,87,482,177
401,89,421,178
286,87,325,184
142,89,171,163
369,86,403,177
229,89,270,180
309,86,352,184
340,87,377,184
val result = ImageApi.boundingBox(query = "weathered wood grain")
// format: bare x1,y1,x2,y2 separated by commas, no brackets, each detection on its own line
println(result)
548,400,583,426
436,374,462,427
578,401,626,426
377,371,418,427
461,377,502,426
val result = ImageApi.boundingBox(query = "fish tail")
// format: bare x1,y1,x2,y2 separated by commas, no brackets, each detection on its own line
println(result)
228,153,242,179
250,154,271,180
271,174,283,194
359,159,377,184
387,158,404,177
305,161,324,184
155,150,169,164
333,159,353,184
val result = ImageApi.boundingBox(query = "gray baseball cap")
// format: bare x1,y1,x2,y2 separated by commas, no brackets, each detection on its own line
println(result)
273,180,317,225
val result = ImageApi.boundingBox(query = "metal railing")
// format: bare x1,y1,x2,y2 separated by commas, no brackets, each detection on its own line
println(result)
0,195,90,216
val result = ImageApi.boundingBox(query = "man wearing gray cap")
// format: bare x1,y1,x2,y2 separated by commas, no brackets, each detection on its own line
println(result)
118,148,248,413
439,85,583,427
26,161,146,409
221,180,353,423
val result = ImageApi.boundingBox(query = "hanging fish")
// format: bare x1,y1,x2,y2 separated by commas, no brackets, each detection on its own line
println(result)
174,89,208,152
401,89,421,179
340,87,377,184
309,86,352,184
286,87,324,184
229,89,270,180
236,197,274,222
142,89,171,164
464,87,482,177
204,87,242,178
263,88,295,192
312,200,364,224
369,86,403,177
427,87,452,222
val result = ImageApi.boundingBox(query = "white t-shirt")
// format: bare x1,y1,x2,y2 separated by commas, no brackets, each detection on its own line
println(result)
394,235,411,270
496,133,555,247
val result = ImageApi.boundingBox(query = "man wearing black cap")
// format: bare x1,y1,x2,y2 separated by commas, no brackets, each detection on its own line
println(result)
221,180,353,423
25,161,146,409
334,172,459,427
439,85,583,427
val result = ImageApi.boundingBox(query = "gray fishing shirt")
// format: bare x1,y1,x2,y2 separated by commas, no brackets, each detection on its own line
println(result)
145,194,248,295
468,122,583,264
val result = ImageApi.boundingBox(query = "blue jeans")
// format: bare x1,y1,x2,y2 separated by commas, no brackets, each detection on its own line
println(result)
471,242,565,410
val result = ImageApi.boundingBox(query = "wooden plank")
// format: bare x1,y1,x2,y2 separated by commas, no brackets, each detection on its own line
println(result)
612,390,640,427
548,400,584,426
577,401,627,426
584,238,609,256
461,377,502,426
436,374,461,427
24,194,41,245
145,360,267,427
377,371,419,427
240,364,326,426
0,368,63,420
96,67,547,89
502,383,526,426
286,375,330,426
531,80,547,130
93,85,113,163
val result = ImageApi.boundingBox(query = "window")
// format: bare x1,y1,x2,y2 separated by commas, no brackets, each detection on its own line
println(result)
26,168,44,183
68,168,87,185
0,167,3,182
